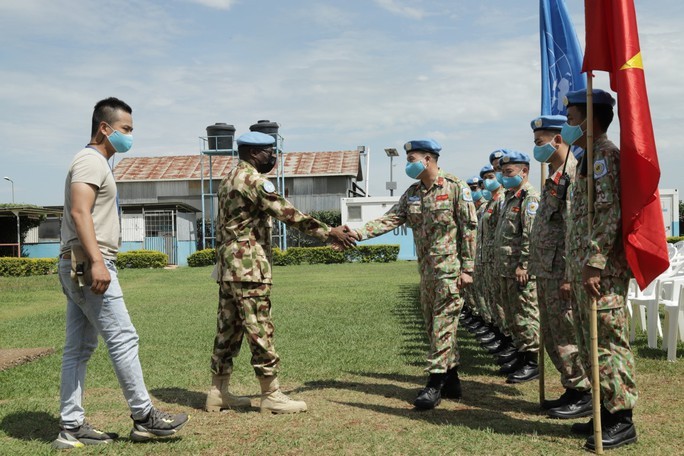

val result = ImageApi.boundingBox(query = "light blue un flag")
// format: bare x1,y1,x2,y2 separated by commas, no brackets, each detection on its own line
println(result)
539,0,586,115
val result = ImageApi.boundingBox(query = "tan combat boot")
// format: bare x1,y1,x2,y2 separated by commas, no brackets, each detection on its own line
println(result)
205,374,252,412
259,376,307,414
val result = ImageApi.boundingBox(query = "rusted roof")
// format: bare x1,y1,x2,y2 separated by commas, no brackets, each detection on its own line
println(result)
113,151,361,181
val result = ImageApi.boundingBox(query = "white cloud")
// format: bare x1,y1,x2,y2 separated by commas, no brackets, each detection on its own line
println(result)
374,0,427,20
188,0,238,10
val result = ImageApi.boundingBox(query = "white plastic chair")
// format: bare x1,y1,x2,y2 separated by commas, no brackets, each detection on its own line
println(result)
675,240,684,254
668,243,678,260
628,278,660,347
661,283,684,362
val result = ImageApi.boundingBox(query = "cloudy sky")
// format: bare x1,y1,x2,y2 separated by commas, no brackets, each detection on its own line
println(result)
1,0,682,206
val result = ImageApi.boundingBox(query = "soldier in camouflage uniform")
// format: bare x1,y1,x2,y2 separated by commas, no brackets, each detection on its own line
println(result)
527,115,591,419
355,139,477,410
562,89,637,450
480,156,510,355
493,150,541,384
206,131,358,414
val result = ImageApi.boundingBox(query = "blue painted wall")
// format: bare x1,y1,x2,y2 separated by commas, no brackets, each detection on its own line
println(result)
357,225,416,260
23,242,60,258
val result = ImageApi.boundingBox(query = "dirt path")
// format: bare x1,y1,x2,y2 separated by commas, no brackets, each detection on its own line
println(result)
0,348,55,371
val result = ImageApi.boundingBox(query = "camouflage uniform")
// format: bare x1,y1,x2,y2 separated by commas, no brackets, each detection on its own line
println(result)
565,134,637,413
212,160,332,377
356,169,477,373
470,202,491,323
481,187,508,334
493,182,540,353
528,153,590,391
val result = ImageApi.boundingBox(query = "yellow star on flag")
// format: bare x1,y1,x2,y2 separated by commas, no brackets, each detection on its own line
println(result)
620,52,643,70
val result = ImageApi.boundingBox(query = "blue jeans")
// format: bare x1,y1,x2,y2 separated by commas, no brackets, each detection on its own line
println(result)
58,259,152,427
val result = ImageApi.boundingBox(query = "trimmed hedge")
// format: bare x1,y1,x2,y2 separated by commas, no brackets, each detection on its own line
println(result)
667,236,684,244
187,248,216,267
0,257,58,277
115,250,167,269
191,245,401,267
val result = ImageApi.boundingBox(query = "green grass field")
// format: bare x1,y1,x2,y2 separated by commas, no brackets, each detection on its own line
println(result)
1,262,683,455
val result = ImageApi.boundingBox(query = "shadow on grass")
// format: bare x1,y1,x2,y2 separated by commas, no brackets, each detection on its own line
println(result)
0,411,59,443
150,387,256,413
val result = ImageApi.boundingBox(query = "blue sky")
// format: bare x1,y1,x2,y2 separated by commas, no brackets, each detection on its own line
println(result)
1,0,682,206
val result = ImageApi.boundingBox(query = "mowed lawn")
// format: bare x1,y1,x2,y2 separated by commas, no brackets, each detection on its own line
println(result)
1,261,683,455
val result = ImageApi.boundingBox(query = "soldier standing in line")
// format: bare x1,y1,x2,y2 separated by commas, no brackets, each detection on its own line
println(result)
561,89,637,450
206,131,358,414
479,154,511,356
354,139,477,410
493,151,541,384
527,115,592,419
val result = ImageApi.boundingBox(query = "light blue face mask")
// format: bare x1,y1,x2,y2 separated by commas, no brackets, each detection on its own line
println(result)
405,159,426,179
484,178,500,192
533,141,557,163
502,172,523,189
106,123,133,153
472,190,483,202
495,171,504,185
482,189,492,201
560,120,585,146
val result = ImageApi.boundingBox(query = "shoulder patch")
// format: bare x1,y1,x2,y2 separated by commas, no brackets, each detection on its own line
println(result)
408,195,421,202
262,180,276,193
461,187,473,202
526,201,539,215
593,159,608,179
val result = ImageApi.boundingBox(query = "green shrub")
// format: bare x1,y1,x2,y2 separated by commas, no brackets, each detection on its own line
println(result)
0,257,58,276
115,250,167,269
273,247,302,266
667,236,684,244
347,245,401,263
188,248,216,267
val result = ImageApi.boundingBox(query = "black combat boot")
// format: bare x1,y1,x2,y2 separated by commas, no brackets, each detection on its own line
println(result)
474,324,492,338
506,351,539,383
585,409,637,450
498,352,524,375
441,367,462,400
414,373,447,410
495,346,519,365
541,388,575,410
547,390,592,419
478,327,499,345
466,317,485,332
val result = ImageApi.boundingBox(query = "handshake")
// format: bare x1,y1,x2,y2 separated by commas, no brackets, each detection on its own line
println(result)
328,225,361,251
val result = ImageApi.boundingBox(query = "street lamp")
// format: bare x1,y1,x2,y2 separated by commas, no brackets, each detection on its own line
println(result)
357,146,370,197
384,148,399,196
3,176,14,203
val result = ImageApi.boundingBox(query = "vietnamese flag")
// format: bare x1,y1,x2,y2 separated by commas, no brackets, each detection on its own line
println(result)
582,0,669,289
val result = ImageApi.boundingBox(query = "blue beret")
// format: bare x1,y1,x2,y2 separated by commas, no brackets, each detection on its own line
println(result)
466,175,482,185
479,164,494,178
236,131,275,147
530,114,567,131
404,138,441,155
500,150,530,165
489,149,506,164
564,89,616,107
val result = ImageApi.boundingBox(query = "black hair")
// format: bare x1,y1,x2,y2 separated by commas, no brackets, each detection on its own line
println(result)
568,102,614,132
91,97,132,137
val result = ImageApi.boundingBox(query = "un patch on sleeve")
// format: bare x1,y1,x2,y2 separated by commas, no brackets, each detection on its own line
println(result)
526,201,538,215
462,187,473,202
593,159,608,179
262,180,276,193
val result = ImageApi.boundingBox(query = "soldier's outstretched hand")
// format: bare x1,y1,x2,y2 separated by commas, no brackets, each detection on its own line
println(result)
329,225,359,249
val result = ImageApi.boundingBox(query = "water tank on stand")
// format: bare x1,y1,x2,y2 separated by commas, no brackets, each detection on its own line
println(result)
206,123,236,150
249,120,280,138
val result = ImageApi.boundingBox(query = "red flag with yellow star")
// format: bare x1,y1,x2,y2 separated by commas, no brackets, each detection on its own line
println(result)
582,0,669,289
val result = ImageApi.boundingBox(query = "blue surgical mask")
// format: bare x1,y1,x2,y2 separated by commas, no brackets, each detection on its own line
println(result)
484,178,500,192
405,159,426,179
106,124,133,153
495,171,503,184
533,142,557,163
482,189,492,201
560,120,585,146
502,171,524,189
472,190,482,202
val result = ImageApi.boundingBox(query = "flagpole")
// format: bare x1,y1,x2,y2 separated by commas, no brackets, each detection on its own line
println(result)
539,162,547,405
586,73,604,455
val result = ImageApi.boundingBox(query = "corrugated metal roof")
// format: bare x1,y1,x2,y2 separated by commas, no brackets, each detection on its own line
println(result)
114,151,361,182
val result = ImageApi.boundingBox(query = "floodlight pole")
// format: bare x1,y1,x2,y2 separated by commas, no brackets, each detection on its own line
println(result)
4,176,14,203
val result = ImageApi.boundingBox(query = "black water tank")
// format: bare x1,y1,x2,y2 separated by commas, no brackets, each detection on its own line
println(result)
249,120,279,135
206,123,236,150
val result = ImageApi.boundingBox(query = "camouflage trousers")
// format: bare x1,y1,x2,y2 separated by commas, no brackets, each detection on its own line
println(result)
537,278,590,391
472,268,493,323
501,277,540,352
571,275,637,412
420,275,463,373
485,263,509,335
211,281,280,377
